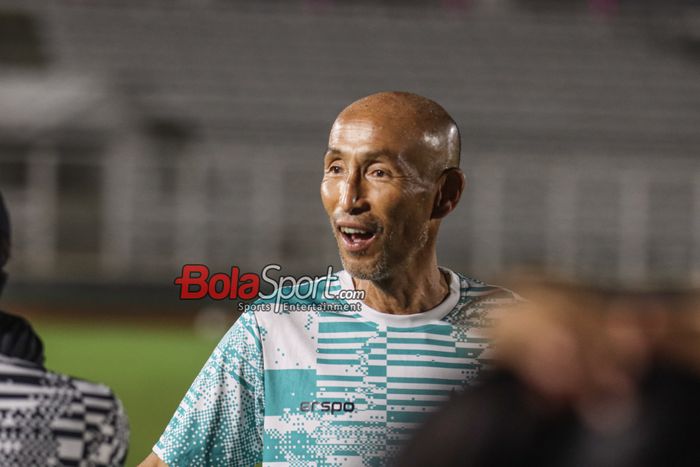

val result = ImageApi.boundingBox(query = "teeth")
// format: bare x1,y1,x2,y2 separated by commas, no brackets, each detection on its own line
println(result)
340,227,369,235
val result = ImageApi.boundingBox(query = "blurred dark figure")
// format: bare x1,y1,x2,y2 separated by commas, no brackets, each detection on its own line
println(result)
395,282,700,467
396,365,700,467
0,191,129,466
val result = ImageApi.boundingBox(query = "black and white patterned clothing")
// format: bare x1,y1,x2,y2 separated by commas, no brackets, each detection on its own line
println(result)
0,355,128,466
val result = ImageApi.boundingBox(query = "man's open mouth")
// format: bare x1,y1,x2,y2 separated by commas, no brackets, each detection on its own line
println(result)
337,225,378,252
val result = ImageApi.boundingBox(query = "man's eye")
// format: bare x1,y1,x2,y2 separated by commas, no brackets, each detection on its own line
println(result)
371,169,387,178
328,165,342,174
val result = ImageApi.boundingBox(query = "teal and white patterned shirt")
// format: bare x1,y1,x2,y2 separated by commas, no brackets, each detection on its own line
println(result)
154,268,516,466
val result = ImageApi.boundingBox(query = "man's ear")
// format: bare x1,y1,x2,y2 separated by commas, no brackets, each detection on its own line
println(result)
431,168,465,219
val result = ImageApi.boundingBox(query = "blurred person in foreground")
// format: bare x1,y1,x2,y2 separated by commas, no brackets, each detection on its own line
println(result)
0,192,129,466
396,278,700,467
141,92,519,467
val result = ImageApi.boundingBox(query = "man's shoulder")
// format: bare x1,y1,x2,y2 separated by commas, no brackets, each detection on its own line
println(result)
68,374,122,401
445,271,522,326
0,354,129,463
0,354,67,388
0,354,123,405
454,272,522,303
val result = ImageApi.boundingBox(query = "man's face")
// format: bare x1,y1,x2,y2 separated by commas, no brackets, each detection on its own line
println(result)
321,114,438,281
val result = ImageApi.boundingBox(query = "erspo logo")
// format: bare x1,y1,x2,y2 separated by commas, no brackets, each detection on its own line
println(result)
174,264,365,306
299,400,356,414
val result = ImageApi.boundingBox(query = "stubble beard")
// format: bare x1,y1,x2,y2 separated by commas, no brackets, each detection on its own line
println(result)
338,222,430,282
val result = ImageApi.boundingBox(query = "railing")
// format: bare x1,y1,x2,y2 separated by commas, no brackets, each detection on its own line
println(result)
2,148,698,286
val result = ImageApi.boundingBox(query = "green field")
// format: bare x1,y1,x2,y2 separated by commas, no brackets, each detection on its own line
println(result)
33,320,220,467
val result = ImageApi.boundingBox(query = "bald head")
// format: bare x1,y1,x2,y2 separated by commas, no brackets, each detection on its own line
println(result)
334,91,461,172
322,92,466,283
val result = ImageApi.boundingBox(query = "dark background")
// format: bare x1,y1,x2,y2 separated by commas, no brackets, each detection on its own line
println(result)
0,0,698,463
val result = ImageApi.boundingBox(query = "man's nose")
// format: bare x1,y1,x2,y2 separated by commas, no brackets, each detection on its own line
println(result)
339,172,369,215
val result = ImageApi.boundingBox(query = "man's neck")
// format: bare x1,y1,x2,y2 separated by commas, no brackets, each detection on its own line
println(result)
351,259,450,315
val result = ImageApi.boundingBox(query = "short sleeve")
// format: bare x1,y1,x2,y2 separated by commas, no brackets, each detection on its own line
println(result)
153,310,264,467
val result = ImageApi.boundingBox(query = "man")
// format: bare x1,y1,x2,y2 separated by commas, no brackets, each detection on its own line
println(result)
0,192,129,466
141,92,517,466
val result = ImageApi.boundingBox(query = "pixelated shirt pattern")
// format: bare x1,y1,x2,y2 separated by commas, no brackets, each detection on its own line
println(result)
154,269,516,467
